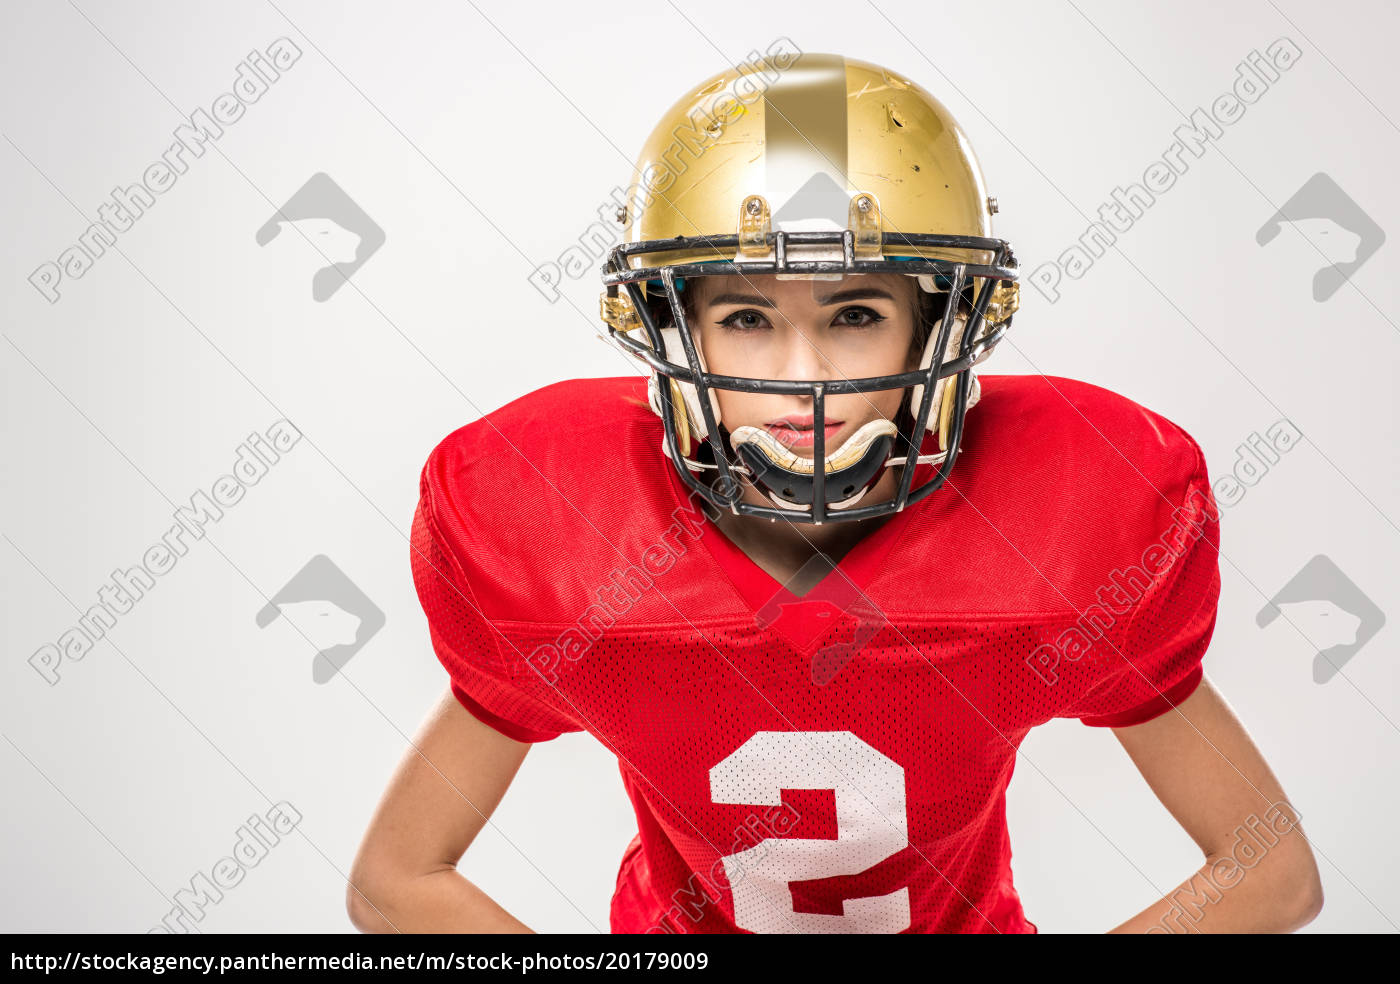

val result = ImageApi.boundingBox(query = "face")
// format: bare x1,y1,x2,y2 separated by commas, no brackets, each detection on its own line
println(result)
685,272,922,510
689,271,920,448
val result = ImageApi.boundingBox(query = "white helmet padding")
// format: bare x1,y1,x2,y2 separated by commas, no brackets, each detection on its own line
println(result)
909,274,985,440
645,324,722,441
908,311,983,441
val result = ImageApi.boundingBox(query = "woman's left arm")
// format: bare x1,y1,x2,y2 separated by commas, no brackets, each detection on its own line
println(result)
1106,673,1324,933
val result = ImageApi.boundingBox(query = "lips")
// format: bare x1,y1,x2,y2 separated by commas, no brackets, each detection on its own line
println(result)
763,414,845,450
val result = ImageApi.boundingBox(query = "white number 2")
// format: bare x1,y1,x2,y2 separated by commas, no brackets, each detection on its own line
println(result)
708,730,911,933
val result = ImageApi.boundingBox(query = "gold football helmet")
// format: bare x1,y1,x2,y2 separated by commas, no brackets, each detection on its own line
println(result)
601,50,1018,524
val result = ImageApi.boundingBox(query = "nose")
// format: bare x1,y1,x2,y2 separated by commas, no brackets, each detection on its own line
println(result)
778,322,835,382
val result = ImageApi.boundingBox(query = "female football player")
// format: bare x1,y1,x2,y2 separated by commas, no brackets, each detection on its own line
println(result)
348,52,1322,934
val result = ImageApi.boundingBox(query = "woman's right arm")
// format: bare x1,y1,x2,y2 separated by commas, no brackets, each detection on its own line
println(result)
346,686,536,933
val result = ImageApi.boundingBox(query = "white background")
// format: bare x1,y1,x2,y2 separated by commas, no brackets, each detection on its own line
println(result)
0,0,1395,933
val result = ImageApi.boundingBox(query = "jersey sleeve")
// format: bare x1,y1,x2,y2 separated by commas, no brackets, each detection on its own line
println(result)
1066,444,1222,728
410,454,583,744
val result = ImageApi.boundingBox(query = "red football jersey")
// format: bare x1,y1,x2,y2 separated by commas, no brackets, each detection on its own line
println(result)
409,373,1221,934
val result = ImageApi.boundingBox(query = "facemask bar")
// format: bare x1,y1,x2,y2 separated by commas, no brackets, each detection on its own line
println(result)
602,230,1016,523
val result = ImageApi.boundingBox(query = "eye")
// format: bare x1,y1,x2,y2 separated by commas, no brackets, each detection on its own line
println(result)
716,309,771,332
834,306,887,328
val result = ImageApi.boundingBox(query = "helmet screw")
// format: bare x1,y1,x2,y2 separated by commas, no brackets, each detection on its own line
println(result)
746,198,762,216
615,206,628,225
986,196,999,214
856,195,872,212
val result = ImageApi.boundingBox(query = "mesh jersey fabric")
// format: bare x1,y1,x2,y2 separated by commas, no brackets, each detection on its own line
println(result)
408,373,1222,934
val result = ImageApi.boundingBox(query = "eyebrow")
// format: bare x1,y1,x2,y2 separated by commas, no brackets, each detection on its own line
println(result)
703,287,897,308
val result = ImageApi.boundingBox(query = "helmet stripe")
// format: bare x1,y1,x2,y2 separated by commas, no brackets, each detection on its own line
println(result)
763,53,851,230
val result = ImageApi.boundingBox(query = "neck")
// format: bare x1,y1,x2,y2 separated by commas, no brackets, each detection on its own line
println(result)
709,465,902,566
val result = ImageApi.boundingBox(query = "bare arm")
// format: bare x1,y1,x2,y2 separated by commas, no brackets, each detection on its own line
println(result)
346,687,537,933
1106,674,1323,933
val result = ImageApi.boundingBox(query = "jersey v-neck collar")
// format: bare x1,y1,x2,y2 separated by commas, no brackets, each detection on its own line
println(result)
657,444,937,619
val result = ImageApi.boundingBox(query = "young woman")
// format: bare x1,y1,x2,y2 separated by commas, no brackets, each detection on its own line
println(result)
348,53,1322,934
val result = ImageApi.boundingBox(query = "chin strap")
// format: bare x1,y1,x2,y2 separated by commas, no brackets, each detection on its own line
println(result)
729,420,897,511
